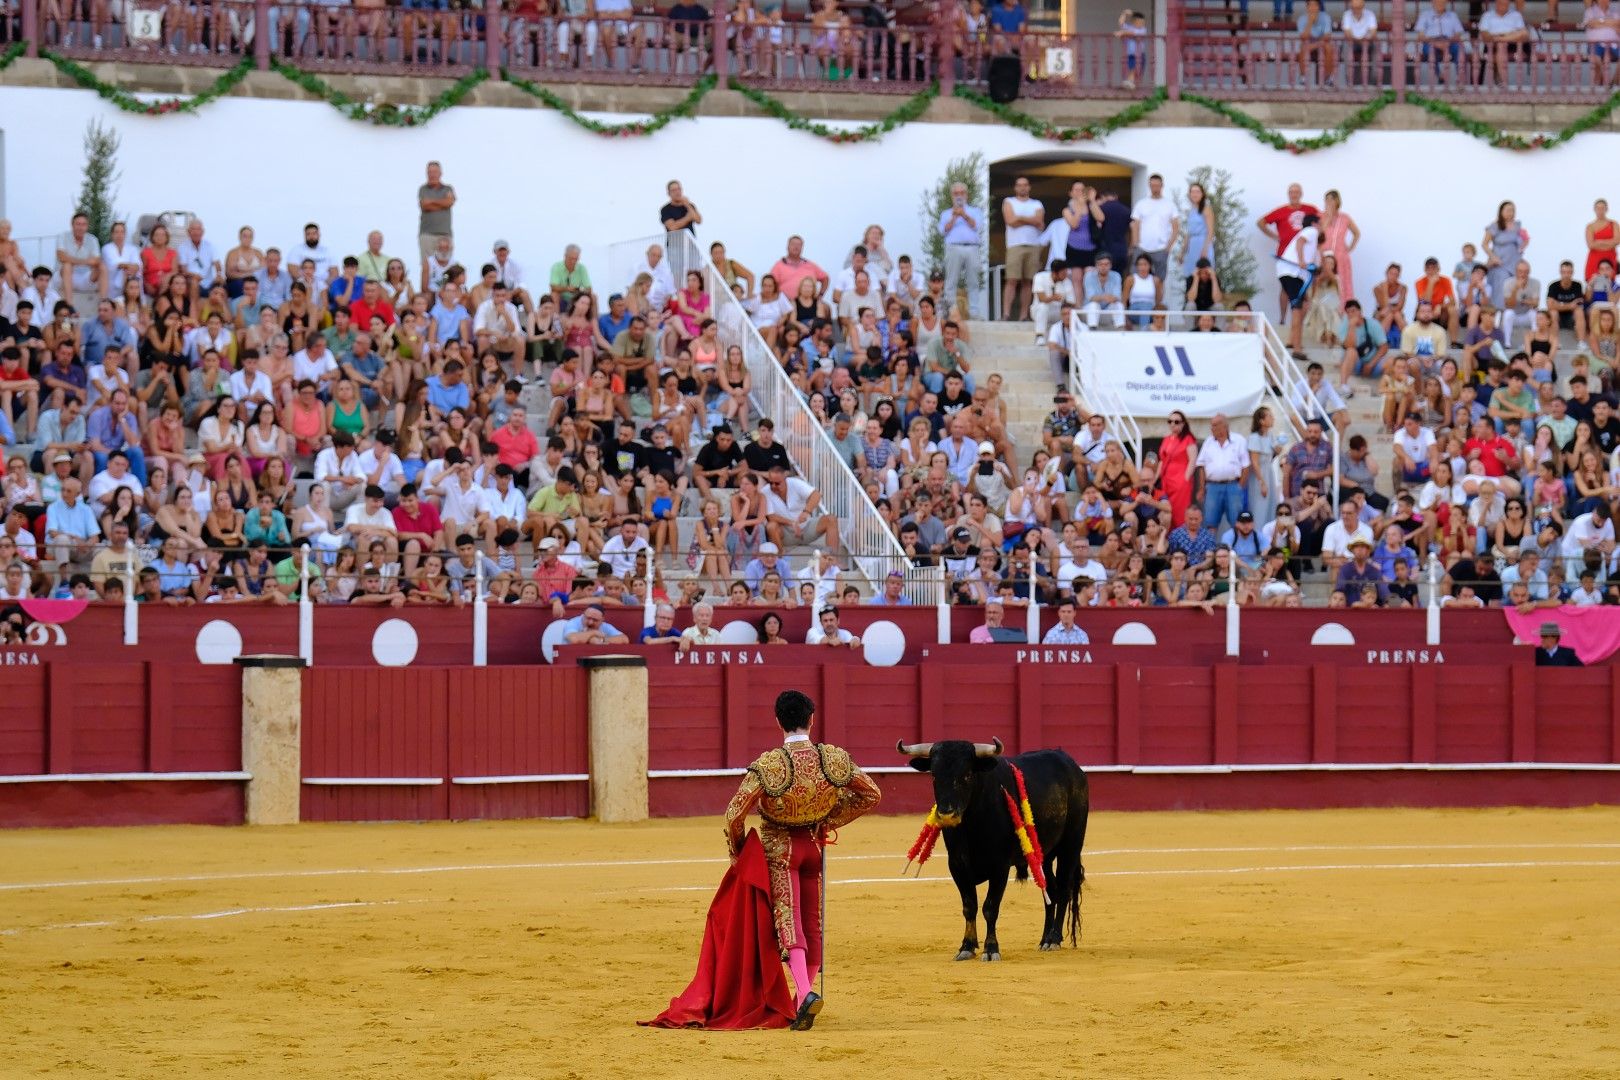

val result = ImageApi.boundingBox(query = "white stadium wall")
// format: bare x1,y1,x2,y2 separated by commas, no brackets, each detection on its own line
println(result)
1,83,1615,314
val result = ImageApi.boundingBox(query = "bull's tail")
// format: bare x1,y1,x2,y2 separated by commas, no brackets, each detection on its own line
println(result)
1066,859,1085,947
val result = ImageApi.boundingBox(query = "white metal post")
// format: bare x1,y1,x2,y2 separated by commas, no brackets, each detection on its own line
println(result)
1024,548,1039,643
644,549,656,629
1225,552,1239,657
937,573,952,644
1426,554,1441,646
298,544,314,666
122,562,137,645
472,556,488,667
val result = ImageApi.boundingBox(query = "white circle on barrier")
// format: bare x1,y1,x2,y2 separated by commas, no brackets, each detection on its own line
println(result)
717,619,760,645
1112,621,1158,646
372,618,419,667
195,619,243,665
540,619,570,664
863,620,906,667
1310,622,1356,646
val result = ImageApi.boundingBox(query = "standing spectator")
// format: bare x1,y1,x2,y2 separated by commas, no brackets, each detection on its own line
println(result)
417,161,456,270
1257,183,1320,326
1159,410,1198,526
1318,190,1361,311
1001,176,1044,321
1129,173,1178,283
1180,182,1216,297
1278,212,1322,358
1482,199,1529,302
660,180,702,279
938,183,984,321
1196,413,1248,537
57,213,102,317
1247,406,1288,525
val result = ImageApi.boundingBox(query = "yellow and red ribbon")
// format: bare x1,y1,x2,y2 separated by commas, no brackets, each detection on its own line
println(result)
904,806,941,875
902,764,1045,894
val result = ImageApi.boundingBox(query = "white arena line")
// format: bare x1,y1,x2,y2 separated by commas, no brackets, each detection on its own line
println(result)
640,859,1620,893
4,842,1620,893
0,899,433,938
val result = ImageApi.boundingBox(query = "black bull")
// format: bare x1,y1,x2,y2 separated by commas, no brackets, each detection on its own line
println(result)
898,738,1089,961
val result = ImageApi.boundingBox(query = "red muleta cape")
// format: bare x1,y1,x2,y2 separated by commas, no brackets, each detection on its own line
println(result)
639,830,795,1030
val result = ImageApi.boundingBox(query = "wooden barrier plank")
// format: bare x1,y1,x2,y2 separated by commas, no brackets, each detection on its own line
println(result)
1115,664,1139,765
1409,665,1437,763
46,663,74,774
723,664,750,769
918,664,944,743
819,664,847,749
145,661,174,772
1311,664,1336,763
1212,665,1238,763
1016,664,1042,756
1510,664,1535,762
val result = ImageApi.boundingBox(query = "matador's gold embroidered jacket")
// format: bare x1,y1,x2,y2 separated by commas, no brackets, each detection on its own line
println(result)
723,741,882,947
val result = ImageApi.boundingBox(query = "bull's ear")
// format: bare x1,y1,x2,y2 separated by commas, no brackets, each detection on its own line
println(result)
908,758,932,773
970,756,1000,773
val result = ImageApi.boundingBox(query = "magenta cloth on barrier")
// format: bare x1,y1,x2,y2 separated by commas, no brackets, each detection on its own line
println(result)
1503,606,1620,664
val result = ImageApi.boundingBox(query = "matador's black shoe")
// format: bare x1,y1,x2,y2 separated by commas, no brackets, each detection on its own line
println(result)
790,992,823,1031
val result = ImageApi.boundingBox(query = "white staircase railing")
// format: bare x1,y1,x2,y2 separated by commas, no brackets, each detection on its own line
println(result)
1066,310,1144,465
1255,310,1341,498
666,232,939,605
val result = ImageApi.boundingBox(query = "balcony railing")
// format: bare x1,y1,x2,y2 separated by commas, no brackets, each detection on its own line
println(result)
12,0,1620,106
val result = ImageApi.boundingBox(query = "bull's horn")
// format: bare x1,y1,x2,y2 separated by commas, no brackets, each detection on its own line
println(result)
973,738,1004,758
896,740,934,757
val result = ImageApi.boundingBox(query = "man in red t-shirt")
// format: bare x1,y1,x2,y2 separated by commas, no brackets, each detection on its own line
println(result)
532,537,576,602
391,482,444,576
1463,417,1517,480
1258,183,1320,321
489,406,541,489
349,280,397,331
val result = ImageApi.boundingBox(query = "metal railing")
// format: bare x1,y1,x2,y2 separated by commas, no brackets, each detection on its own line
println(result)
1065,309,1144,467
16,0,1620,106
1253,307,1341,498
666,230,938,605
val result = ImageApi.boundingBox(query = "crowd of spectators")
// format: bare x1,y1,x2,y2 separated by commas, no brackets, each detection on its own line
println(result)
7,153,1620,626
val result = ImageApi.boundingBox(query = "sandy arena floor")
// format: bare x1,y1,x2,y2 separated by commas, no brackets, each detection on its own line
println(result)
2,807,1618,1079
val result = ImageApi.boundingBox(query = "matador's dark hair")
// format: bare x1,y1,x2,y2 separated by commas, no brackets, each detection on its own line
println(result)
775,690,816,734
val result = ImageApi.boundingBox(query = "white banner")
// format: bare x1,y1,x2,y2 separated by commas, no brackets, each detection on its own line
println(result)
1074,331,1266,419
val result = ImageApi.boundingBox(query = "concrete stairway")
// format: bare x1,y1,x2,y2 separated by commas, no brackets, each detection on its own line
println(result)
963,320,1063,468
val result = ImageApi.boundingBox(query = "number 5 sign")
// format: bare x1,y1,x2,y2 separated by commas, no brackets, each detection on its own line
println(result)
128,8,165,44
1043,45,1075,80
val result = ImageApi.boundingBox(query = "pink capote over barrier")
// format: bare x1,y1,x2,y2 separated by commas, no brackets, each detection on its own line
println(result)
1503,606,1620,665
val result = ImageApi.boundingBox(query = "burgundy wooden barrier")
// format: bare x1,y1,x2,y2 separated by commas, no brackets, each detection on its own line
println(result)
300,666,589,822
644,656,1620,817
0,661,243,827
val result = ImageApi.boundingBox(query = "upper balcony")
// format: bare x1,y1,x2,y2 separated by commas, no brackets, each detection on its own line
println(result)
1,0,1613,106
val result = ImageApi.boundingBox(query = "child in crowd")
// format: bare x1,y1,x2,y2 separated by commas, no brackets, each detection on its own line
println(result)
1116,9,1148,88
1453,243,1481,293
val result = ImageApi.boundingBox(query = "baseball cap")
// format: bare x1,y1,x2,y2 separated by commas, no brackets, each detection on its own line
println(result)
1237,511,1254,523
493,239,510,251
886,569,905,579
538,537,560,551
951,527,971,541
759,542,780,554
52,453,72,464
977,441,995,456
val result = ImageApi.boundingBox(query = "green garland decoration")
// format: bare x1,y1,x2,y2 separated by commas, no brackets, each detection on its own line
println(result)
503,70,715,136
1182,90,1396,153
952,84,1168,142
1407,89,1620,151
271,61,487,126
18,39,1620,152
43,50,252,116
730,78,937,143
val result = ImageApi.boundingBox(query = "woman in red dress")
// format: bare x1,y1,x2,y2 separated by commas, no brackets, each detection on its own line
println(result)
1586,199,1617,282
1158,410,1198,528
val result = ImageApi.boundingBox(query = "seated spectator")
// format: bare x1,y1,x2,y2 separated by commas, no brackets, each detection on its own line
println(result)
805,605,861,647
968,596,1027,643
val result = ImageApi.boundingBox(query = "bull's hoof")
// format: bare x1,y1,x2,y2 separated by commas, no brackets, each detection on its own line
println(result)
954,948,977,961
1038,941,1056,952
982,950,1001,962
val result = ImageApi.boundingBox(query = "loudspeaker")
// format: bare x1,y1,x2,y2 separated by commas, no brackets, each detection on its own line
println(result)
987,55,1021,104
